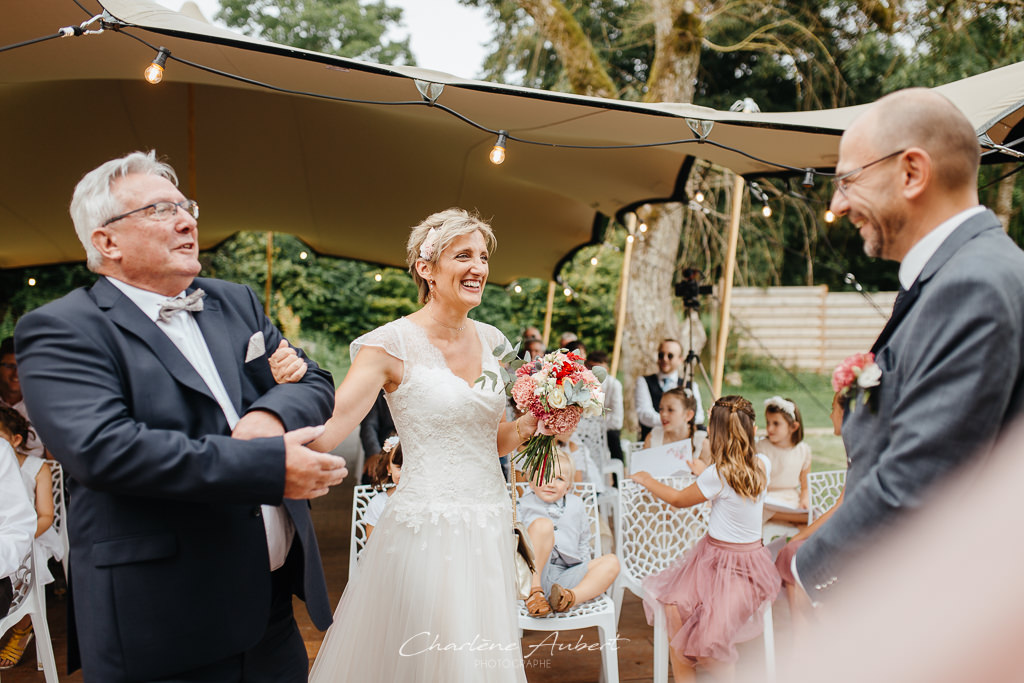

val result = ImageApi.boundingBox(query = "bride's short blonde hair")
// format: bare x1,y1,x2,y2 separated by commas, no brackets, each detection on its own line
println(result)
406,208,496,304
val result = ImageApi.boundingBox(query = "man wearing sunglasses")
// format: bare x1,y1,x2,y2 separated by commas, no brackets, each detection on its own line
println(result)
14,151,346,682
634,338,705,441
794,89,1024,603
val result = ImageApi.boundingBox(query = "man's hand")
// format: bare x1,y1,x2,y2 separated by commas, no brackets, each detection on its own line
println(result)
283,425,347,499
268,339,307,384
232,409,286,440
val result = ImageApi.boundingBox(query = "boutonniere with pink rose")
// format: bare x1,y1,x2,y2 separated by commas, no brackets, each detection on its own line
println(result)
832,351,882,411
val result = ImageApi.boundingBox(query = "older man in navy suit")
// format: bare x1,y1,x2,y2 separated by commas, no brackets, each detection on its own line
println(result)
15,151,347,682
794,89,1024,601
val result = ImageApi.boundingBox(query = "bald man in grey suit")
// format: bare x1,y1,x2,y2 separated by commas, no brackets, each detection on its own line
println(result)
794,89,1024,601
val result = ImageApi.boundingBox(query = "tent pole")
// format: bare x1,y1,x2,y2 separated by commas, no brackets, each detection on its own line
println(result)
610,214,636,379
186,83,197,201
265,231,273,317
542,281,556,349
713,173,745,397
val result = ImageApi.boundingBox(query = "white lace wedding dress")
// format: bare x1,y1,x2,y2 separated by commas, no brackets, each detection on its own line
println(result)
308,317,526,682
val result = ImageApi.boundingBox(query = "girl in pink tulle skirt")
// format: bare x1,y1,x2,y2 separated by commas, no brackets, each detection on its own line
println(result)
631,395,781,682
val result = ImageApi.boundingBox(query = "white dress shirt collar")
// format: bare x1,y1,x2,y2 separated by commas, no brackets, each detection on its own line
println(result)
105,276,188,321
899,206,985,290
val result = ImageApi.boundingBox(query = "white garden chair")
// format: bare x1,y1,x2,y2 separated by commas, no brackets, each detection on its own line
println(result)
48,461,69,582
808,469,846,523
0,545,58,682
513,481,620,683
347,484,376,583
614,477,775,683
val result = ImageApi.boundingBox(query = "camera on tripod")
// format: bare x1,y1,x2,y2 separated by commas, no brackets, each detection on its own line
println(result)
674,267,713,309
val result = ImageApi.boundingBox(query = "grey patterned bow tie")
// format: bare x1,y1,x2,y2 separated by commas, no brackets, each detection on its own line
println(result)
157,288,205,323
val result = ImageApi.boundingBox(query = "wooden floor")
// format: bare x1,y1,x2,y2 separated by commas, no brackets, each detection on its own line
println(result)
3,432,788,682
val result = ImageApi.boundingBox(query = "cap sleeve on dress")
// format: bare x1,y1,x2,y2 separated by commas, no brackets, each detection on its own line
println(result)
476,321,513,357
350,321,407,363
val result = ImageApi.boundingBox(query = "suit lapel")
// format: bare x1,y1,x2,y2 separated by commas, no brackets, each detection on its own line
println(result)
193,293,243,415
870,210,1001,354
91,278,217,404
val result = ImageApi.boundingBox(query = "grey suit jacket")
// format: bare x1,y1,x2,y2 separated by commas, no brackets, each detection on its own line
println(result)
796,209,1024,599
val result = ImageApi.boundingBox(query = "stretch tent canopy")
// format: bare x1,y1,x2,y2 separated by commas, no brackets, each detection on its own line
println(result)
2,0,1023,281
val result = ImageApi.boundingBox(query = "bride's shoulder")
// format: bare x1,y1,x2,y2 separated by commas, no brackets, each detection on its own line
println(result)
472,320,512,351
350,318,412,361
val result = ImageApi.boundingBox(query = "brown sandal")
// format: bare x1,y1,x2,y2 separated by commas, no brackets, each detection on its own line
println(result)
549,583,576,612
525,588,551,616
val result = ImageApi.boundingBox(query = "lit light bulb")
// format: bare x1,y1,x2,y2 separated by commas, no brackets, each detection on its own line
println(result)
824,210,835,223
762,204,772,218
590,256,598,266
489,131,508,165
563,287,572,297
638,222,648,233
513,284,522,294
626,234,635,244
694,190,705,203
27,277,36,286
374,273,382,282
299,251,308,260
145,47,171,84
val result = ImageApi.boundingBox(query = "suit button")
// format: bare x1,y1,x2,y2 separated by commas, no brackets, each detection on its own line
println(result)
252,507,262,518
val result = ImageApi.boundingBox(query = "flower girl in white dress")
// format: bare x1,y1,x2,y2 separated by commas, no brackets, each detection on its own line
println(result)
303,209,539,682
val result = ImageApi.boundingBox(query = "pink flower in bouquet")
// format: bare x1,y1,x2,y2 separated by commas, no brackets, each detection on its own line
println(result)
511,376,536,411
545,405,583,433
832,351,882,409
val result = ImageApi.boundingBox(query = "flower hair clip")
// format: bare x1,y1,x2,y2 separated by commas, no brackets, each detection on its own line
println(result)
419,227,440,260
764,396,797,421
382,436,400,454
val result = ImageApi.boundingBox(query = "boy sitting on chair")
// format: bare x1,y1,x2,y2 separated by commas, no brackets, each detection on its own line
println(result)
518,450,619,616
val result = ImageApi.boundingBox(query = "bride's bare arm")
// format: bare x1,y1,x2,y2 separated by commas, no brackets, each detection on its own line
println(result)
496,411,539,457
310,347,403,452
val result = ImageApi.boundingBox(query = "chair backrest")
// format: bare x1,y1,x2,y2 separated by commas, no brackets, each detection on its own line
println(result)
808,469,846,523
48,461,69,567
3,549,33,621
575,416,610,465
616,476,710,584
348,484,377,581
511,481,601,557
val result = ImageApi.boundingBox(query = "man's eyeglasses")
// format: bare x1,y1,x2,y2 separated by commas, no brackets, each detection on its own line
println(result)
102,199,199,227
658,352,676,360
832,149,905,196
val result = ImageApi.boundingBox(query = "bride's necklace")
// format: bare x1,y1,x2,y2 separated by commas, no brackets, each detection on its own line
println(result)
426,306,466,332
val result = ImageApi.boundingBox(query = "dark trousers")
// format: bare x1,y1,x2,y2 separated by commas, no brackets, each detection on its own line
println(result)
148,565,307,683
606,429,623,461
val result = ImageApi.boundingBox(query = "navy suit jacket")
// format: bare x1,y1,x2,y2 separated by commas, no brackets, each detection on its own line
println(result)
796,210,1024,599
15,276,335,682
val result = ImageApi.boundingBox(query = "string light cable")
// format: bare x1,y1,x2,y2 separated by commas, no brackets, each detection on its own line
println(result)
0,11,108,54
0,17,838,177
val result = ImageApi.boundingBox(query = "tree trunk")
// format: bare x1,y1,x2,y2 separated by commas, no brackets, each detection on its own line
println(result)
620,203,692,435
995,173,1015,231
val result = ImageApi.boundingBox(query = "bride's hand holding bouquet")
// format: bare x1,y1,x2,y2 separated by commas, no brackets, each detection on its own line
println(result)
479,344,606,484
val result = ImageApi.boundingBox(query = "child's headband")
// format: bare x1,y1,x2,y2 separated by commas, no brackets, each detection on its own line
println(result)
382,436,400,454
764,396,797,421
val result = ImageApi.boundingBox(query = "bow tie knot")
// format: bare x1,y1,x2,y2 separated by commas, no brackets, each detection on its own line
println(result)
158,288,205,323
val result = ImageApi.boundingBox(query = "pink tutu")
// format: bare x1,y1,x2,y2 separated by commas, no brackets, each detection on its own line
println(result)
642,535,781,663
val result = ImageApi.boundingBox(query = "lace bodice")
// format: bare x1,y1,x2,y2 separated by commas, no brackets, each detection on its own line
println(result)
351,317,511,530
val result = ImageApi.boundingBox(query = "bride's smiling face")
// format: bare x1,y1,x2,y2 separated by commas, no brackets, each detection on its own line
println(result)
427,230,489,311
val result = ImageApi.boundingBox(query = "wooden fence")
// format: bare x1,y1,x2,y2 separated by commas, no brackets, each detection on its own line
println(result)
728,286,897,374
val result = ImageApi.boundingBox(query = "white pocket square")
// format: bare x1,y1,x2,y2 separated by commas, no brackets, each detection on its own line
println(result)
245,332,266,363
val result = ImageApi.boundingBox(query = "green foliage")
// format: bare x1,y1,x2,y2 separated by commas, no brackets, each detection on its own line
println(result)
216,0,415,65
0,263,95,340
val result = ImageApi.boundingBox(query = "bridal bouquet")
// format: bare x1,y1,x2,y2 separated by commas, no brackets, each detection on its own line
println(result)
478,345,606,484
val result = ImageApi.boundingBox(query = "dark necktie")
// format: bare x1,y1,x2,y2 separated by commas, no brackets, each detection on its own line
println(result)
157,288,205,323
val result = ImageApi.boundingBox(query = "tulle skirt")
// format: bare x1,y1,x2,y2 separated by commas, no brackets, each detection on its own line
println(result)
307,504,526,682
642,535,781,663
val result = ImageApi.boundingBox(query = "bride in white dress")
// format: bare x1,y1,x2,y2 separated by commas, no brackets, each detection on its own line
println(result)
306,208,538,682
